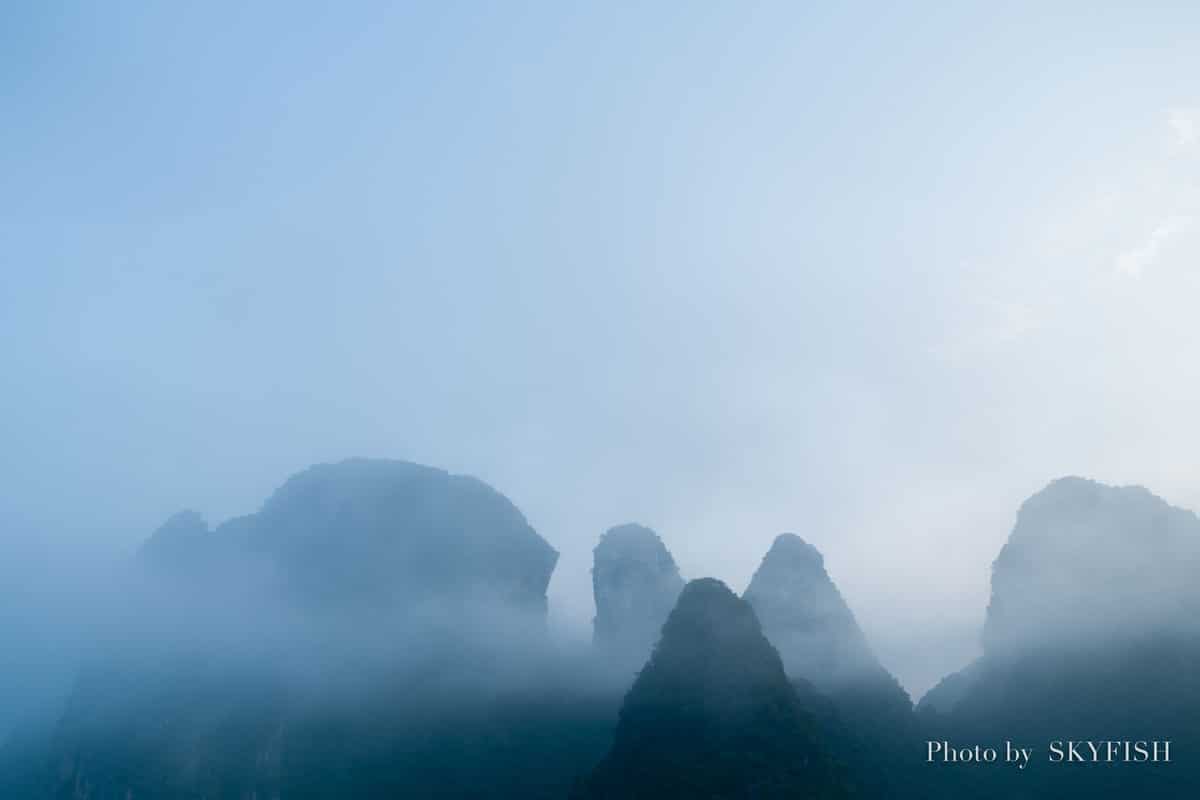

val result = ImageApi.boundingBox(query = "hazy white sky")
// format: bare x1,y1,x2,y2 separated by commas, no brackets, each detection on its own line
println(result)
3,2,1199,696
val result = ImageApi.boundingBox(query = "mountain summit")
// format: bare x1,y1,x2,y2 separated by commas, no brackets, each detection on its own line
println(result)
575,578,847,799
744,533,895,693
591,523,683,662
983,476,1200,653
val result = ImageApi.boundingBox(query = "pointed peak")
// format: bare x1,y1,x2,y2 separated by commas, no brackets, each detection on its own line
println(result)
764,533,825,568
676,576,741,609
575,577,846,798
745,534,895,693
654,578,768,658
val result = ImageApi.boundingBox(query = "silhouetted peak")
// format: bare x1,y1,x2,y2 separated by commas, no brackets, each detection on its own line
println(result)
574,577,847,798
653,578,769,667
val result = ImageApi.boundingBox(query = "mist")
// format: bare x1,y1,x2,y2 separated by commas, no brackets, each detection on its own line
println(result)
5,2,1200,769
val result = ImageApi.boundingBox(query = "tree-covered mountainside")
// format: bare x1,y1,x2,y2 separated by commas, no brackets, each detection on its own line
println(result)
574,578,851,800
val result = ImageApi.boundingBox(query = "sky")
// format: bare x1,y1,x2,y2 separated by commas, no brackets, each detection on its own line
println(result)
3,1,1200,699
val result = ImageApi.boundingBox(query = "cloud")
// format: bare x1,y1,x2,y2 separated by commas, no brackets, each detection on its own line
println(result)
1168,108,1199,148
1114,215,1193,278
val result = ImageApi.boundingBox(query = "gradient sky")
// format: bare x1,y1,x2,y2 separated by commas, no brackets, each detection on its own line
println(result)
3,1,1200,697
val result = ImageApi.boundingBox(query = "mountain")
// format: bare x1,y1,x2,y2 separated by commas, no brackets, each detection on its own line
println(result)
918,477,1200,798
744,534,903,696
27,459,607,800
591,523,684,665
743,534,911,729
744,534,916,797
247,458,559,617
983,476,1200,653
574,578,849,800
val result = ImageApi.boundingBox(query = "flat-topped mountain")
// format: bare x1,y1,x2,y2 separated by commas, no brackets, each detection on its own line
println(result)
919,477,1200,799
138,458,559,620
983,476,1200,654
38,459,577,800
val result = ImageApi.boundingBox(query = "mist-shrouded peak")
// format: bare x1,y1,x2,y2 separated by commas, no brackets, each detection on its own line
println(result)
34,460,594,800
763,532,826,566
258,458,449,522
744,533,891,693
247,458,559,617
121,458,562,659
574,577,847,799
983,476,1200,654
591,523,683,659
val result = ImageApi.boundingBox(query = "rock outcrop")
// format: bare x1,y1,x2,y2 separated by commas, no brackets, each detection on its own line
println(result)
574,578,848,800
591,523,683,661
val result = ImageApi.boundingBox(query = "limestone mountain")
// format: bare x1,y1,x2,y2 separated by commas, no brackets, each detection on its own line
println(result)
591,523,684,663
983,476,1200,654
923,477,1200,717
918,477,1200,799
574,578,849,800
33,459,585,800
743,534,917,797
744,534,906,698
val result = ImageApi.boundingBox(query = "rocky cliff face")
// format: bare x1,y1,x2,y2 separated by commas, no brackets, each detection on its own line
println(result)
982,476,1200,655
744,534,894,693
575,578,848,800
591,523,683,660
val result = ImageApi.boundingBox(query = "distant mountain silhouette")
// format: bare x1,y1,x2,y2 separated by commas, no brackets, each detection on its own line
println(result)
574,578,849,800
6,468,1200,799
31,459,604,800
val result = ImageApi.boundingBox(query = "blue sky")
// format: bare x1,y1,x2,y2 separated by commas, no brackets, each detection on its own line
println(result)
3,1,1200,696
